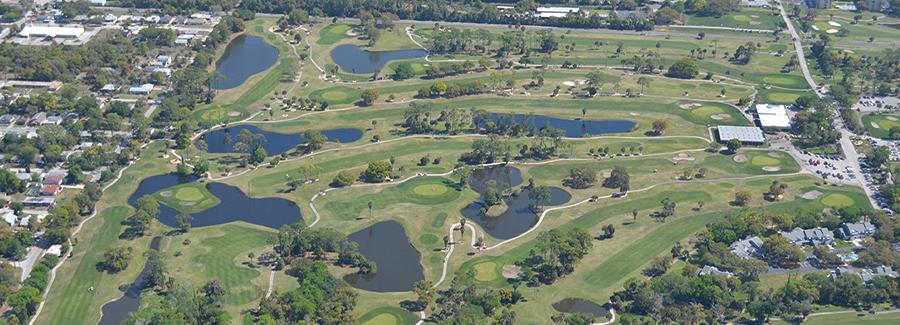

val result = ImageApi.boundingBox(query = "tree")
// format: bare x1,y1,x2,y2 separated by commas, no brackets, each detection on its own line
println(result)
734,190,751,206
564,168,597,189
602,224,616,239
413,280,436,312
176,213,192,233
603,166,630,192
666,58,700,79
636,76,651,94
651,119,669,135
763,235,803,268
362,160,392,182
360,88,379,106
65,165,83,184
528,185,552,212
332,170,356,187
768,181,788,201
100,247,132,273
726,139,742,153
303,130,327,152
393,62,416,80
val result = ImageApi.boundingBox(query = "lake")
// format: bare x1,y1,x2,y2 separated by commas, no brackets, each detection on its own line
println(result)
98,236,161,325
330,44,427,74
130,173,303,229
200,124,363,155
212,34,279,89
552,298,609,317
343,220,424,292
483,113,637,137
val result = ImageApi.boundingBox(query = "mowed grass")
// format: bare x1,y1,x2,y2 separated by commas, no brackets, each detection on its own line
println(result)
685,8,782,30
318,23,353,45
862,114,900,139
154,182,221,213
771,311,900,325
358,306,419,325
758,87,811,104
309,86,361,105
164,223,274,308
321,177,461,220
821,193,855,208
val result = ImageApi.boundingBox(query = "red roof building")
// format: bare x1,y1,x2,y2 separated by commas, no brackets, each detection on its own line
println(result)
41,184,60,196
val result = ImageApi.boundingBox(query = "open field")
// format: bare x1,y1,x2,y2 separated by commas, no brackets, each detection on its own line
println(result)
685,8,783,30
862,113,900,139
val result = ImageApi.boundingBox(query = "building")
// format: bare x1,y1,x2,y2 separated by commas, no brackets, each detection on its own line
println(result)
3,80,64,91
40,184,60,196
755,104,791,129
831,265,898,283
838,221,876,240
698,265,734,277
89,0,108,5
128,83,154,95
865,0,892,12
175,34,194,45
535,7,583,18
43,175,63,185
781,227,834,246
804,0,833,9
19,25,85,39
740,0,771,7
100,84,119,93
22,197,55,207
0,114,18,126
42,116,63,125
1,210,17,227
717,125,765,144
730,236,764,258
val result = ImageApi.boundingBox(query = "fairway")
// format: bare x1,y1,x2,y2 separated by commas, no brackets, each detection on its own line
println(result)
318,23,353,44
762,74,809,89
363,314,397,325
862,114,900,139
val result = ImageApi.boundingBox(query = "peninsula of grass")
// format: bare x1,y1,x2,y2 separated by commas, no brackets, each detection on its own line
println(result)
862,114,900,139
321,177,462,220
153,182,220,213
358,306,419,325
318,23,354,45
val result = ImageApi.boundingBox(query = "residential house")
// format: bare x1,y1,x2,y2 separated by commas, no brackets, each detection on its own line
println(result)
43,175,63,185
40,184,60,196
730,236,764,258
128,84,154,95
781,227,834,246
22,197,54,207
698,265,734,277
838,221,876,240
0,114,18,126
1,209,17,227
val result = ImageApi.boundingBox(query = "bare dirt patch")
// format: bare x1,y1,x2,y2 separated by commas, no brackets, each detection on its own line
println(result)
762,166,782,172
502,265,522,279
733,154,748,163
801,190,824,200
602,171,612,178
673,153,695,161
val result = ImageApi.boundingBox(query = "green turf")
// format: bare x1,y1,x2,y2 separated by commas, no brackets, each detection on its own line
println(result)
318,23,354,45
862,114,900,139
358,306,419,325
821,193,855,208
321,177,462,220
473,262,499,282
153,182,221,213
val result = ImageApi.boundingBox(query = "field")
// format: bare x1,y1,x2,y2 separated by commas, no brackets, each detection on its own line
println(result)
862,113,900,139
36,10,887,325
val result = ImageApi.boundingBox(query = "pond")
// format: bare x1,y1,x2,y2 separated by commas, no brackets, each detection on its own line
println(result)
330,44,427,74
482,113,637,137
200,124,363,155
552,298,609,318
461,166,572,240
98,236,161,325
343,221,424,292
212,34,279,89
130,173,302,229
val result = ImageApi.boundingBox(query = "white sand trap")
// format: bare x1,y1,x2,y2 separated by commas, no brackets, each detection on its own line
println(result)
673,153,695,161
842,49,855,54
871,121,881,129
762,166,781,172
767,152,782,158
629,112,640,116
812,25,820,31
711,114,732,120
801,190,823,200
346,29,359,36
160,191,173,198
227,111,241,117
502,265,522,279
602,171,612,178
886,116,898,121
679,102,702,110
826,29,838,34
562,81,576,87
828,21,841,27
733,154,748,163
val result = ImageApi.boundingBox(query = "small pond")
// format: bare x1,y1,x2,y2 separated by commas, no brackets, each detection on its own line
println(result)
343,220,424,292
330,44,427,74
98,236,161,325
200,124,363,155
552,298,609,318
212,34,279,89
130,173,302,229
482,113,636,137
461,165,572,240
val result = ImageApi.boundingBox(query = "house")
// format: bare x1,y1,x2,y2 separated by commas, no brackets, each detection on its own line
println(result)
29,112,47,126
831,265,898,283
698,265,734,277
89,0,108,6
47,244,63,256
128,84,154,95
870,265,899,279
42,116,63,125
0,114,18,126
838,221,876,240
22,197,54,207
18,25,85,39
865,0,892,12
781,227,834,246
1,209,17,227
100,84,119,93
40,184,60,196
730,236,764,258
756,104,791,129
175,34,194,45
535,7,583,18
153,55,173,67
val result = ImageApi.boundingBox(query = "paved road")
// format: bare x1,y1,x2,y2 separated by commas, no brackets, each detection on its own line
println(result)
143,104,158,118
776,2,879,209
12,247,45,283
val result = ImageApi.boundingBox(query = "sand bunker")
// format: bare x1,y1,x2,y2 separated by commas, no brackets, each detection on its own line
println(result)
602,171,612,178
733,154,748,163
180,201,197,207
828,21,841,27
679,102,702,110
346,29,359,36
711,114,731,120
812,25,821,31
871,121,881,129
767,152,782,158
673,153,695,161
562,79,587,87
887,116,898,121
826,29,838,34
227,111,241,117
629,112,640,116
762,166,782,172
801,190,824,200
502,265,523,279
160,191,173,198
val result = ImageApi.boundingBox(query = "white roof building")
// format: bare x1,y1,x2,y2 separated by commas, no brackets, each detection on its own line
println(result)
756,104,791,129
128,83,154,94
19,25,85,38
536,7,584,18
718,125,765,143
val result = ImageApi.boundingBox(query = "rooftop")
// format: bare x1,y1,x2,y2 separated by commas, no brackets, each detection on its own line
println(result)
718,125,765,143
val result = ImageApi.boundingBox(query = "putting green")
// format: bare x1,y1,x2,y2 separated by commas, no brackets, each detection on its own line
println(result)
175,187,204,201
321,91,350,101
362,314,397,325
751,155,781,166
762,75,806,89
412,183,450,196
733,15,750,22
821,193,854,208
328,24,351,35
474,262,498,282
692,105,724,117
419,233,438,245
766,92,802,104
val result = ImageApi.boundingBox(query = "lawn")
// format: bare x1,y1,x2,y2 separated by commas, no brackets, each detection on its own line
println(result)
318,23,354,45
685,8,782,30
757,87,811,104
771,311,900,325
862,114,900,139
358,306,419,325
321,176,462,221
153,181,221,213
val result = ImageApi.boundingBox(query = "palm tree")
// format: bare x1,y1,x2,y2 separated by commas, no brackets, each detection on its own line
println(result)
367,201,373,218
632,209,638,222
459,218,467,240
637,76,651,95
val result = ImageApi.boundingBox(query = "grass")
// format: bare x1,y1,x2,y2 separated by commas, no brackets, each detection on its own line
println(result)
153,181,221,213
318,23,353,45
321,177,462,221
771,311,900,325
757,87,811,104
685,8,782,30
862,114,900,139
473,262,498,282
821,193,855,208
358,306,419,325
